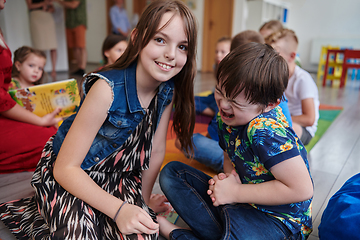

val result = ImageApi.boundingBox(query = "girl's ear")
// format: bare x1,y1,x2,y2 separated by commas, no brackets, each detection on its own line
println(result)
14,61,21,72
104,50,110,58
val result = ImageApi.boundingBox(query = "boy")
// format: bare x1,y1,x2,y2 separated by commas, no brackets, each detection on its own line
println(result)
267,29,319,145
159,42,313,240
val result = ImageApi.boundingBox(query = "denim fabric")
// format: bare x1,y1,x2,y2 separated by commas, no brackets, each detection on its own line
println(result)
53,63,174,170
188,133,223,172
160,161,302,240
194,93,218,115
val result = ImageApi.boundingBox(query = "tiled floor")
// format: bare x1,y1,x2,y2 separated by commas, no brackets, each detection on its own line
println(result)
1,64,360,239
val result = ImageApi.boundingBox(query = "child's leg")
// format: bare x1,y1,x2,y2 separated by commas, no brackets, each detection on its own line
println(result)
220,204,300,240
159,161,222,240
176,133,223,172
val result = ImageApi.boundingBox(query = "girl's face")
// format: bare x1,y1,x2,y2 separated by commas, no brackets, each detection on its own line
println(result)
214,83,263,127
137,12,188,84
15,53,46,84
215,41,231,65
104,40,128,65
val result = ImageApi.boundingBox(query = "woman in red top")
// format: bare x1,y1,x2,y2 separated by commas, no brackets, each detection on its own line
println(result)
0,0,61,173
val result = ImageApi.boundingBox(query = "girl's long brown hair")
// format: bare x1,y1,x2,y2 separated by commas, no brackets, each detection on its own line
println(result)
100,0,197,153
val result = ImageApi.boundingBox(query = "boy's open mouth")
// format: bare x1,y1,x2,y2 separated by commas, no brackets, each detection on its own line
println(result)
221,110,234,118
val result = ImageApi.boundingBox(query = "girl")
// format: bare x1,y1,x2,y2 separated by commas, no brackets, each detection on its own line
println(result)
0,1,61,174
0,1,197,239
95,34,128,71
10,46,47,89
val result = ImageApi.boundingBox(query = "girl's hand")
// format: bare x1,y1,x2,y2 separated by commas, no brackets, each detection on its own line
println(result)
207,170,241,206
149,194,172,214
116,202,159,235
40,107,62,127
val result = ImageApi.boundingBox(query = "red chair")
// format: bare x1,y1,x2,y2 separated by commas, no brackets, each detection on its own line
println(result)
340,49,360,88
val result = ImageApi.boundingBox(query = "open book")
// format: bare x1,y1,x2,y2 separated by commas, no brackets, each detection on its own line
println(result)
9,79,80,119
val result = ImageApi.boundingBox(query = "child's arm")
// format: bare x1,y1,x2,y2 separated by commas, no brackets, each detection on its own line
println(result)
1,103,61,126
291,98,315,127
223,151,235,174
142,100,173,212
53,0,80,9
53,79,158,235
208,155,313,207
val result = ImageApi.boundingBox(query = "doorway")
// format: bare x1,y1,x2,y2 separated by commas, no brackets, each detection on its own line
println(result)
202,0,233,72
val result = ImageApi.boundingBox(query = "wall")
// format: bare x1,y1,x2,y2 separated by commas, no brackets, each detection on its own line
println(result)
86,0,106,63
0,0,69,72
287,0,360,72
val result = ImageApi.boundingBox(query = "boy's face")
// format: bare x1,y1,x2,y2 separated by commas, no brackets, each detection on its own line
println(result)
271,38,292,64
215,41,231,65
214,84,263,127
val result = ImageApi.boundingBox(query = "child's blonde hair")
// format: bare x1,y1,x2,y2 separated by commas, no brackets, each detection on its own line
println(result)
101,0,198,153
12,46,47,85
259,20,283,34
265,29,298,54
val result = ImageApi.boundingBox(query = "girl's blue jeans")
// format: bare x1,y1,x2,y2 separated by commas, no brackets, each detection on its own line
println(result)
159,161,301,240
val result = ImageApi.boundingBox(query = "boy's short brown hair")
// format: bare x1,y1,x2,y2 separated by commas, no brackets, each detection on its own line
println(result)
217,42,289,106
231,30,265,51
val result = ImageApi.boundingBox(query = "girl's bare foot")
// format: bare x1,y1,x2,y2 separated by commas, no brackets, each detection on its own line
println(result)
157,215,182,240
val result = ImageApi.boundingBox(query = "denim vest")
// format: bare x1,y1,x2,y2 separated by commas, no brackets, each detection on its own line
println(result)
53,63,174,170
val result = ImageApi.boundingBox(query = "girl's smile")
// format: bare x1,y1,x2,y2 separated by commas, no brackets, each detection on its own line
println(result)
136,12,188,85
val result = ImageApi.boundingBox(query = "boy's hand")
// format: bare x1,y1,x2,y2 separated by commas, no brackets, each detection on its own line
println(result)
207,170,241,206
148,194,171,214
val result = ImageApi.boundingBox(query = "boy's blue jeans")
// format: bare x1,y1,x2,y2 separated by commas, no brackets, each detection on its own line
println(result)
159,161,301,240
188,133,223,172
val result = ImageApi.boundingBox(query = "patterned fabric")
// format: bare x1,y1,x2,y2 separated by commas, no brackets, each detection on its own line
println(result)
0,96,159,240
8,78,21,90
65,0,87,29
217,106,313,239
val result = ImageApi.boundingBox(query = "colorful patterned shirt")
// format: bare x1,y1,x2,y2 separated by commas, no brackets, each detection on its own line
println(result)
217,106,313,238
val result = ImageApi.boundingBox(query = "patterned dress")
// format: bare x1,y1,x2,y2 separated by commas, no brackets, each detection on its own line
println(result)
0,95,159,240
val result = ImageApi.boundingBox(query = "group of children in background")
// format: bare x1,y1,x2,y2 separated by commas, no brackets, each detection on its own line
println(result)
0,0,317,239
177,20,319,175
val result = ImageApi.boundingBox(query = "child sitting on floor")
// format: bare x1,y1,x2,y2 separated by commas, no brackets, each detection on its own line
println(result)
159,42,313,240
10,46,47,89
267,29,319,145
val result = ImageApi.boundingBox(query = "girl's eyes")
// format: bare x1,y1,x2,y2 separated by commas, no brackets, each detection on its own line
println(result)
179,45,188,51
155,38,165,44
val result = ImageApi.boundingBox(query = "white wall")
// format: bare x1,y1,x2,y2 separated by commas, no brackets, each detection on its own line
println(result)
287,0,360,72
0,0,68,72
86,0,107,63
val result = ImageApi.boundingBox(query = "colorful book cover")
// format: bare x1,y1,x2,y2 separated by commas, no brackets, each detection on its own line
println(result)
8,79,80,118
157,203,179,224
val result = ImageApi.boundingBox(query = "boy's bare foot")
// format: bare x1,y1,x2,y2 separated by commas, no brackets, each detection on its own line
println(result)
157,216,182,240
